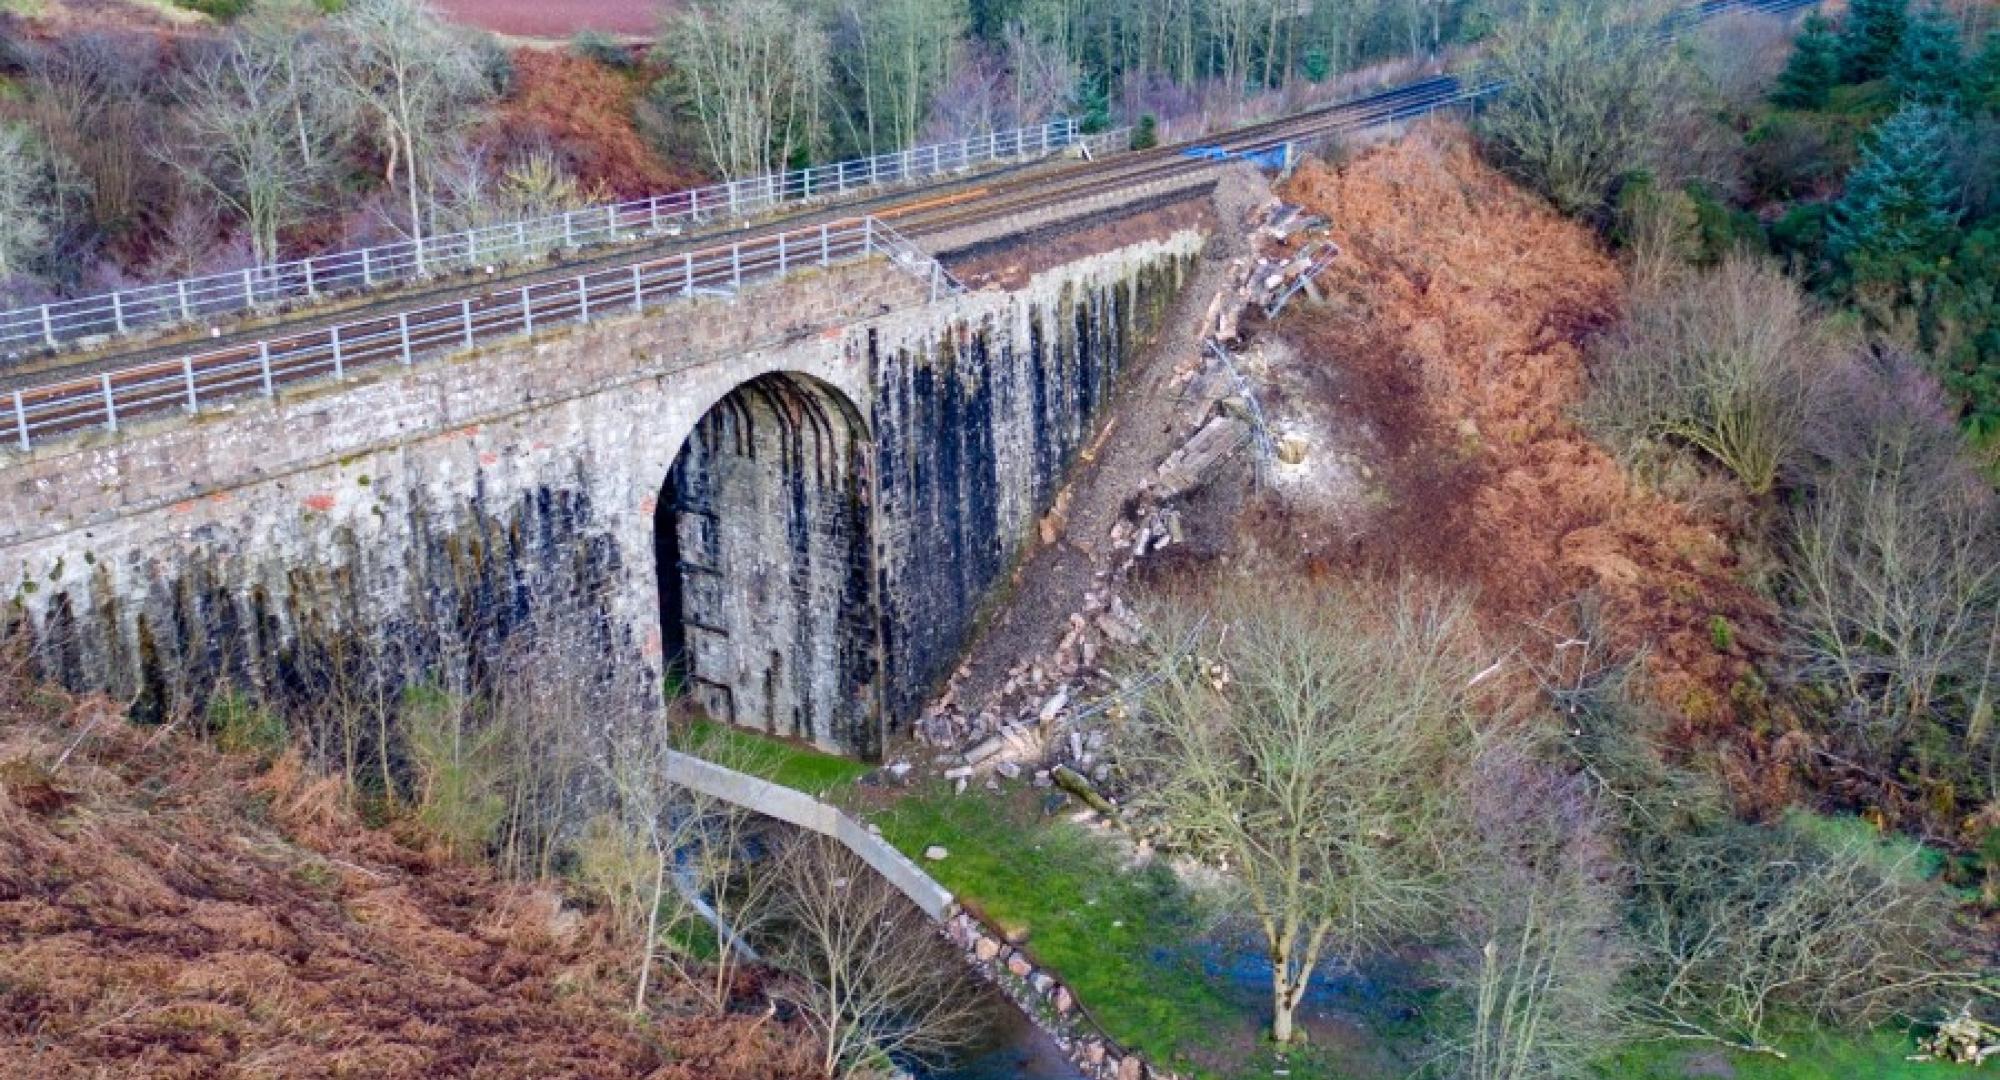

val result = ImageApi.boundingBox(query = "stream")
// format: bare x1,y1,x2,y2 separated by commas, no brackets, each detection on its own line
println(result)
921,982,1086,1080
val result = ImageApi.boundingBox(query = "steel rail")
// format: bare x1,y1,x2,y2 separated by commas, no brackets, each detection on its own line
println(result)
6,219,950,447
0,118,1081,359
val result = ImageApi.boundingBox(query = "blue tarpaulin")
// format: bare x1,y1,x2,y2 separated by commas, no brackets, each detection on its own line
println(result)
1181,144,1291,170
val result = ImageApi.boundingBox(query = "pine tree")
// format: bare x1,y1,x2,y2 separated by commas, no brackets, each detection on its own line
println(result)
1773,14,1841,109
1840,0,1910,82
1894,4,1964,105
1830,104,1961,288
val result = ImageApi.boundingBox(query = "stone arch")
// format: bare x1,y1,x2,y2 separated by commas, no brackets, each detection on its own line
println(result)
652,371,881,759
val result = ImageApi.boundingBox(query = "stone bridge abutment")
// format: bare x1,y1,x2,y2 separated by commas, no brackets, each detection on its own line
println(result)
0,222,1204,758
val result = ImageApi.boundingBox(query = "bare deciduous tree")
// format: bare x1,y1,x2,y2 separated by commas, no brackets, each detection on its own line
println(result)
1629,818,1988,1054
167,36,331,268
1562,659,1994,1058
1450,739,1633,1080
1124,578,1483,1044
1582,254,1848,494
22,32,159,240
332,0,494,264
1477,0,1684,218
766,831,980,1077
828,0,969,155
1784,356,2000,772
664,0,830,181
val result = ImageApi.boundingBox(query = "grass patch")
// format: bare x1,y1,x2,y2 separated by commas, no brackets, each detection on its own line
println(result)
1603,1025,1983,1079
681,718,872,796
1784,808,1947,884
867,783,1247,1073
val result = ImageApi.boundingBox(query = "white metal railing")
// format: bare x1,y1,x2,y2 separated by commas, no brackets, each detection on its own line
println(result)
6,218,959,451
0,118,1078,358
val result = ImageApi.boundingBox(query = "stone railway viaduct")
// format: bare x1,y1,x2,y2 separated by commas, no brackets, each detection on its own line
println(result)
0,196,1207,760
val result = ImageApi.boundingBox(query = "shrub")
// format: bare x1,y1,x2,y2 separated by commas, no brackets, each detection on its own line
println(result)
400,685,505,860
205,686,287,758
172,0,252,20
1709,615,1735,653
1130,113,1158,151
1743,112,1858,202
1582,255,1849,493
571,31,634,70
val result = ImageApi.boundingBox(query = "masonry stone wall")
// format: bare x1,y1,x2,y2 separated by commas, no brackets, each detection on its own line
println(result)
0,228,1203,756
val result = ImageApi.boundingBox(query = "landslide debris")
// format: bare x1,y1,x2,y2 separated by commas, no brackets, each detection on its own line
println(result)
1267,126,1785,790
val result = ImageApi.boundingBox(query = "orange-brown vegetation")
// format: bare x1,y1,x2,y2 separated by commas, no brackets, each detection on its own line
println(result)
1272,126,1792,806
488,49,705,200
0,682,821,1079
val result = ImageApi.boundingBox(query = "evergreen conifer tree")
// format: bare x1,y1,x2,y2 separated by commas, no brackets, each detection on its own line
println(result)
1970,32,2000,111
1774,14,1842,108
1894,4,1964,104
1840,0,1911,81
1830,104,1961,287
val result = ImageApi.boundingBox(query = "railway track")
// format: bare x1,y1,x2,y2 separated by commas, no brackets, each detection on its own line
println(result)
1,0,1816,452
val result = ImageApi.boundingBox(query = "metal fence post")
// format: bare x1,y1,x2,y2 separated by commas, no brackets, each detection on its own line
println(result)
398,312,413,365
462,299,475,349
522,286,535,334
361,248,374,288
607,203,619,239
177,280,192,324
578,275,591,323
648,196,660,231
259,341,274,397
632,264,645,312
777,232,787,275
683,253,695,297
243,268,256,308
930,261,941,303
563,212,574,249
863,217,875,256
13,390,29,452
304,258,317,299
731,244,742,290
182,356,198,413
331,325,345,380
39,305,54,349
100,373,117,434
111,291,126,335
820,223,831,267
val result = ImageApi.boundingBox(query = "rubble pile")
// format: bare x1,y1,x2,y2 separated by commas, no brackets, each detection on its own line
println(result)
910,197,1340,811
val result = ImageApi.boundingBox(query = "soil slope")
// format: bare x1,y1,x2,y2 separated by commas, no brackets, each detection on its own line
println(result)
0,689,819,1079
